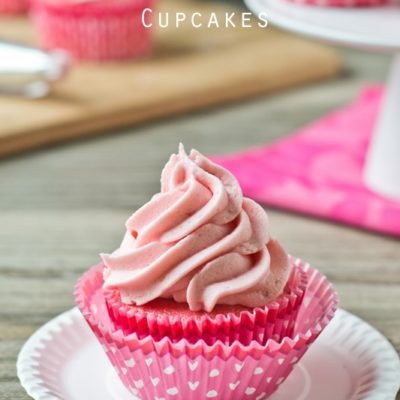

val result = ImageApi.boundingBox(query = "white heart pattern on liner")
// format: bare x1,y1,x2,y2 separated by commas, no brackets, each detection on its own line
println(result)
124,358,135,368
254,367,263,375
206,390,218,398
134,380,144,389
166,387,179,396
188,381,199,391
120,367,127,375
188,361,199,371
145,357,153,367
245,387,256,395
164,365,175,375
235,363,244,372
266,377,272,383
229,381,240,390
277,358,285,365
151,377,160,387
209,369,219,377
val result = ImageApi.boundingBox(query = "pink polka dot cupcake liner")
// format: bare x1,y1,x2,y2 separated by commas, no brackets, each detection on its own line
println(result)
0,0,29,14
104,262,308,346
75,258,337,400
30,0,153,62
288,0,389,6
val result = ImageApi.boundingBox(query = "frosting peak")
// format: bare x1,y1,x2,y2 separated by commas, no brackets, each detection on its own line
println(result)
102,145,290,312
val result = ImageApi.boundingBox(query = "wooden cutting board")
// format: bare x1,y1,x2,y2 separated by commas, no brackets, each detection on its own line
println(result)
0,0,340,158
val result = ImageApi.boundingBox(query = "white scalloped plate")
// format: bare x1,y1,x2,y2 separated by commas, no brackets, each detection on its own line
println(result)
245,0,400,52
17,308,399,400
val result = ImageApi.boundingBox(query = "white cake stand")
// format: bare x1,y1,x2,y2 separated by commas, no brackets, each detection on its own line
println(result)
244,0,400,200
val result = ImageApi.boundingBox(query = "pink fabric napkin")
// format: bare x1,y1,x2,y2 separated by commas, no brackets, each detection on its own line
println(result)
212,86,400,237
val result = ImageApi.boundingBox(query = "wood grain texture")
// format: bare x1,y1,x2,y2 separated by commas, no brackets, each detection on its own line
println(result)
0,0,340,159
0,47,399,399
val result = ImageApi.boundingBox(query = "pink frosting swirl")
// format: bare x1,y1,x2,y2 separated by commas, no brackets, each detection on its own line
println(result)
102,145,290,312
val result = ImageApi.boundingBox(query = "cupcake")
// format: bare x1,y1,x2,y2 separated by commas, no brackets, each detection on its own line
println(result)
75,144,337,399
30,0,153,61
0,0,29,14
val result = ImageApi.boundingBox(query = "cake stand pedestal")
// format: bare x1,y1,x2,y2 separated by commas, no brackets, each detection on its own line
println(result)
244,0,400,200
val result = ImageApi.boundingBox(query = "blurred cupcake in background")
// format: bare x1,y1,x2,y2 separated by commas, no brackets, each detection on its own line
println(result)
30,0,154,62
0,0,30,14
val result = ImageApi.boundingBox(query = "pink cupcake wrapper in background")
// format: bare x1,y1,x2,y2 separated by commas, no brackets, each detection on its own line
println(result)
0,0,29,14
30,0,153,61
75,258,337,399
287,0,389,6
104,264,308,346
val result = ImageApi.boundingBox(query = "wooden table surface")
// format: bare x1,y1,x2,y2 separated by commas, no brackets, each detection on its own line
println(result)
0,47,399,399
